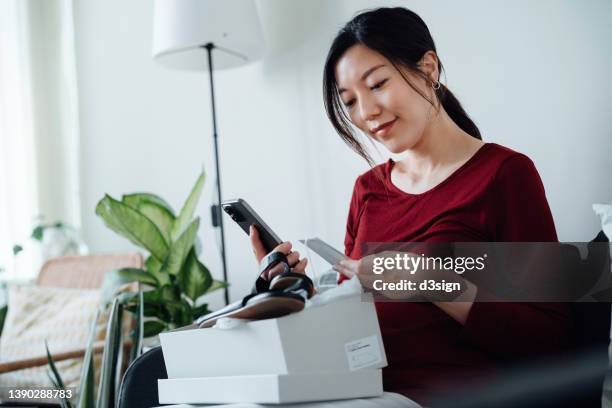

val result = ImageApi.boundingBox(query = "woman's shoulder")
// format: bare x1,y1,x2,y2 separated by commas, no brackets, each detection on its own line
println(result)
480,142,541,181
480,143,556,241
441,142,545,205
449,142,541,189
482,142,534,165
473,143,549,218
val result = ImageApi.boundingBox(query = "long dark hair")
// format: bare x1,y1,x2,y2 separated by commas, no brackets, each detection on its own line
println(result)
323,7,481,165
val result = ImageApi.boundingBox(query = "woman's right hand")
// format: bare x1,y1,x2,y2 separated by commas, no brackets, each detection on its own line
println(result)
249,225,308,281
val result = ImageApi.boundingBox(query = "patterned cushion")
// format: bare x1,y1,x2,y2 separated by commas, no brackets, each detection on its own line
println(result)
0,285,106,389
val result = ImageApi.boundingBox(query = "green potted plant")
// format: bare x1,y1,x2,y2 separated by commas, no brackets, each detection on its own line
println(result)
95,171,226,335
46,171,226,407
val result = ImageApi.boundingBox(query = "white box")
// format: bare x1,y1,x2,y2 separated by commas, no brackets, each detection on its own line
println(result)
158,369,383,404
160,294,387,378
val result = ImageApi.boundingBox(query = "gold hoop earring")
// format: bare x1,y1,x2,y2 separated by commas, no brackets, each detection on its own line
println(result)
432,80,441,90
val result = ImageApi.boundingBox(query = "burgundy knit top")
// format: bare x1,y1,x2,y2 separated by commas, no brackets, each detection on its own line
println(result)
342,143,571,405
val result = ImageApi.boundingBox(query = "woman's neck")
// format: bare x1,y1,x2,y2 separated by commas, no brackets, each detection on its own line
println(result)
395,109,482,178
391,108,484,192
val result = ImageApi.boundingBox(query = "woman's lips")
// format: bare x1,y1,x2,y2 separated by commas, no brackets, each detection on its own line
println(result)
372,118,397,138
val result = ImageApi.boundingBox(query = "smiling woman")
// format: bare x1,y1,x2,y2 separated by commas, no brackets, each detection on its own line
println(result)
313,6,573,407
244,4,600,408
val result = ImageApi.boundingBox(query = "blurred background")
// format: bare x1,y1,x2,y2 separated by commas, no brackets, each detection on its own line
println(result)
1,0,611,309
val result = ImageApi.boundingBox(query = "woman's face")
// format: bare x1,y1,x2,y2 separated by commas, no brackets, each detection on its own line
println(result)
335,44,435,154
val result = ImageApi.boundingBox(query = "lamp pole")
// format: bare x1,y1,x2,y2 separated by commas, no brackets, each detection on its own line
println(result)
203,43,229,306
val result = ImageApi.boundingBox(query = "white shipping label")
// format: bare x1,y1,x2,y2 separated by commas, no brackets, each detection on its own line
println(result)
344,335,382,371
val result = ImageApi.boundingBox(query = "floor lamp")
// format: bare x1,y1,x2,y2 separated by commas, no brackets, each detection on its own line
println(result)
152,0,265,305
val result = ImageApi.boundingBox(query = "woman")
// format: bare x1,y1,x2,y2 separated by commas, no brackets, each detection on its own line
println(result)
251,7,571,406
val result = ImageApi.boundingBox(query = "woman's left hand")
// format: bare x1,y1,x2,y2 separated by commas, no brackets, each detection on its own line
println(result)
335,251,477,324
333,258,360,278
334,251,471,301
333,252,412,299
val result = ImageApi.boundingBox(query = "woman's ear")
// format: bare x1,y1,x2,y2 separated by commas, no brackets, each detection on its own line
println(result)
418,50,440,84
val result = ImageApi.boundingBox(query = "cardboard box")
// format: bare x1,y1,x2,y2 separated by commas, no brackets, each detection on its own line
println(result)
157,369,383,404
160,294,387,378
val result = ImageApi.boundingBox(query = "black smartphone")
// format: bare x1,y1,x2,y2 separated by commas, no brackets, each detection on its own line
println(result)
221,198,282,253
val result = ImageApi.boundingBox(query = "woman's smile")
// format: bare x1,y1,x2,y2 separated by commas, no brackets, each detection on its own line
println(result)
371,117,398,139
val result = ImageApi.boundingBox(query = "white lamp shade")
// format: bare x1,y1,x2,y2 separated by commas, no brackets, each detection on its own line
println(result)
153,0,265,71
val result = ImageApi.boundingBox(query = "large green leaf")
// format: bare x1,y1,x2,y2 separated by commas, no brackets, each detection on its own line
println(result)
137,202,175,245
209,280,229,292
96,195,168,261
143,304,168,320
150,285,180,304
179,249,213,301
179,299,195,327
121,195,175,245
141,287,175,325
143,320,167,337
167,298,195,327
125,299,170,323
96,299,123,408
122,193,175,216
161,218,200,276
145,255,162,274
170,172,205,242
141,287,161,303
158,285,190,325
122,284,177,323
100,268,159,307
145,255,169,286
164,298,187,320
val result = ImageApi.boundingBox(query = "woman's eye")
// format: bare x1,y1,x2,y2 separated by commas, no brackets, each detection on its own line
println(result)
370,79,388,90
344,99,355,108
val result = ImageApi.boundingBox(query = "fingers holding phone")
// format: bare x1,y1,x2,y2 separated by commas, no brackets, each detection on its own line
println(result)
289,253,308,274
249,225,268,262
250,225,308,279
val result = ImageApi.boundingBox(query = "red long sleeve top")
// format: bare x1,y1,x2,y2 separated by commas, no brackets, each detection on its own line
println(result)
343,143,571,405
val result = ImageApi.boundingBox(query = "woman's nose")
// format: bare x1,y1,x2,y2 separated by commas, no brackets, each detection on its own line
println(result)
357,96,381,121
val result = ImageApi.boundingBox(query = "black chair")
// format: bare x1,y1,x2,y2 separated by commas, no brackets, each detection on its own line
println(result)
117,346,167,408
567,230,611,406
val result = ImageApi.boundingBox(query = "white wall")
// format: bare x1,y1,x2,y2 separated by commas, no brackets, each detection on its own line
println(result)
74,0,612,308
